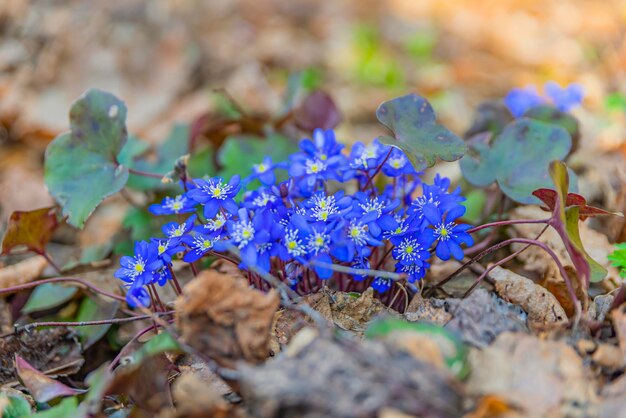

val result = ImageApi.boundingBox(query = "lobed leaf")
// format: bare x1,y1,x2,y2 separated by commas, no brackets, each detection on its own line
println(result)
1,207,58,255
74,296,120,349
460,118,574,203
376,94,466,171
532,188,622,220
44,89,129,228
22,283,78,314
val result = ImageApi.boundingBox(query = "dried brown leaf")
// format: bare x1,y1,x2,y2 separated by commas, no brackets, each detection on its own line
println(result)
467,332,598,417
491,266,568,329
405,295,451,326
0,256,47,289
0,328,83,385
176,270,279,368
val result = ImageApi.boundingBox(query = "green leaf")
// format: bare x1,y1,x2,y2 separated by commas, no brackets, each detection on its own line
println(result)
365,318,469,379
22,283,77,314
546,161,607,286
44,89,128,228
125,124,190,191
460,118,574,203
608,243,626,278
30,397,78,418
565,206,607,283
461,189,486,225
376,94,466,171
74,296,120,349
0,393,31,418
131,332,182,366
523,105,580,144
187,146,216,179
1,207,58,255
218,134,297,183
75,365,113,417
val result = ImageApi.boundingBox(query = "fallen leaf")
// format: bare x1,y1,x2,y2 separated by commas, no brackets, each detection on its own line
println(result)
106,354,173,414
14,355,76,403
444,288,528,348
405,294,451,325
176,270,279,368
159,372,234,418
366,317,469,378
464,395,520,418
466,332,598,417
0,256,48,289
1,207,58,255
0,328,83,385
239,332,464,418
490,266,568,329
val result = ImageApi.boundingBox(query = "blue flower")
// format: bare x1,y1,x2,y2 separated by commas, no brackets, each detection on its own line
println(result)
544,82,584,112
126,284,151,308
408,178,463,229
300,128,344,161
151,238,184,264
280,213,335,279
162,215,196,244
423,205,474,261
382,148,415,177
396,262,429,283
392,236,432,267
149,194,197,216
248,156,287,186
186,176,240,218
372,277,392,293
182,233,220,263
302,191,352,223
115,241,163,287
214,208,270,271
347,192,399,237
504,86,545,117
331,220,382,262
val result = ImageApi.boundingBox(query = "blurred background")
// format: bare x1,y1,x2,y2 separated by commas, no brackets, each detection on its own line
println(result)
1,0,625,225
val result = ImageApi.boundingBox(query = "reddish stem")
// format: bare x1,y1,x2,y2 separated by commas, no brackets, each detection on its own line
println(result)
466,218,550,234
364,148,393,192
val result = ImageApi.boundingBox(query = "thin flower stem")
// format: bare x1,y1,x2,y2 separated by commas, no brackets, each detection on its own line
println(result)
0,277,126,303
108,324,158,371
190,262,199,277
38,251,62,274
462,225,549,298
168,266,182,295
128,168,164,179
466,218,550,234
364,148,393,192
310,260,405,281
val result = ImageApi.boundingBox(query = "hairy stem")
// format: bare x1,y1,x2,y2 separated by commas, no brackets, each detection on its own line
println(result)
466,218,550,234
15,311,174,333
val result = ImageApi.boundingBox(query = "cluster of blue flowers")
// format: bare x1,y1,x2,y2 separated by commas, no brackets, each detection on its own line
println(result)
115,129,474,307
504,81,584,117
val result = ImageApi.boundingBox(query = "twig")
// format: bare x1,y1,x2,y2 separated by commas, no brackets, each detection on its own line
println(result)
0,277,126,303
310,260,405,281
